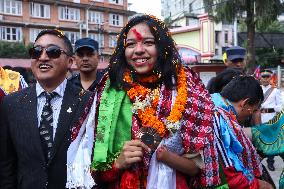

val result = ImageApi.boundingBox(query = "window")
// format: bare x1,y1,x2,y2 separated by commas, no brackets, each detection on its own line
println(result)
30,3,50,18
30,28,42,42
215,31,220,44
58,6,80,21
215,48,219,55
64,31,80,45
89,11,104,24
0,26,22,41
224,31,228,43
109,14,123,26
89,33,104,48
109,0,123,5
0,0,22,15
109,35,117,48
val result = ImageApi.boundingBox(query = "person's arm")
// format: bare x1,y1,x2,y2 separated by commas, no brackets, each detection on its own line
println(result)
258,179,274,189
222,166,273,189
156,146,201,176
0,100,17,189
274,89,283,112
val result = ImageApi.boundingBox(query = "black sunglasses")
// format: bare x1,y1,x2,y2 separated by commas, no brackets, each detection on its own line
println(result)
29,45,69,59
261,75,271,79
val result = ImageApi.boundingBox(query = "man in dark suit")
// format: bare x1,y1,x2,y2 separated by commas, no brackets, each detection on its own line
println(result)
0,29,91,189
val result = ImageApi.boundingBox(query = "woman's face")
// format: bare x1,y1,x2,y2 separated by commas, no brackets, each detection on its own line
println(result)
125,23,158,75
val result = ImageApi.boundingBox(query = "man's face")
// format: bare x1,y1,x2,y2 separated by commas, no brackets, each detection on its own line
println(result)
30,34,72,87
75,47,99,74
239,103,260,123
260,75,271,86
226,58,246,70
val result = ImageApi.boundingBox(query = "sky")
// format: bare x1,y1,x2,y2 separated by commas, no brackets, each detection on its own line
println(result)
128,0,162,19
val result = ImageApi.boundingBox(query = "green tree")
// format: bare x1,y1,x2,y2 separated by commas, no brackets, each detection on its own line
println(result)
204,0,283,73
164,16,172,27
0,41,31,58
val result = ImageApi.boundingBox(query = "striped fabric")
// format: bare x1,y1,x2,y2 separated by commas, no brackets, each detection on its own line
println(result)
19,75,28,89
39,92,57,161
212,112,233,168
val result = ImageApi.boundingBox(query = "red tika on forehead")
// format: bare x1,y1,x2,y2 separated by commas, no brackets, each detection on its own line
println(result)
131,28,143,41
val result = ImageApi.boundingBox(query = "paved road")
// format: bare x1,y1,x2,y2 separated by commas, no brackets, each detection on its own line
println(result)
262,156,284,189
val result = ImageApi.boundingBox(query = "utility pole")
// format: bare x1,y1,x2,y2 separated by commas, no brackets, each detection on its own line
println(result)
85,2,95,38
234,17,238,46
86,8,89,37
98,23,101,54
79,22,82,38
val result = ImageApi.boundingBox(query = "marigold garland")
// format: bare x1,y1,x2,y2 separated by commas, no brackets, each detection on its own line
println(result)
123,67,187,137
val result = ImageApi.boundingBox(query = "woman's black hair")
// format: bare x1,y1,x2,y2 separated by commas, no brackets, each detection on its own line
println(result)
220,75,264,105
108,14,182,89
208,68,242,94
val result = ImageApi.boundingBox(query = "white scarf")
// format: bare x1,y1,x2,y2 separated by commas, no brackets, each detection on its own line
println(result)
66,93,97,189
146,131,184,189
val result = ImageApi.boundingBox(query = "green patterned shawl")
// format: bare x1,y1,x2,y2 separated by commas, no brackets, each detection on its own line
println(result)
91,79,133,171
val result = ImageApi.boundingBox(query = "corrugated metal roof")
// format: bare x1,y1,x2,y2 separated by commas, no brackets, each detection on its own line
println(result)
238,32,284,48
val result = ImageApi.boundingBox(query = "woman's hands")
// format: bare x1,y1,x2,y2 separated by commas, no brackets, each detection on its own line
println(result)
114,142,200,177
114,140,151,170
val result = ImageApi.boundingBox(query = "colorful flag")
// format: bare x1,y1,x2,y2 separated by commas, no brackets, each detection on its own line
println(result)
270,72,277,87
253,65,261,79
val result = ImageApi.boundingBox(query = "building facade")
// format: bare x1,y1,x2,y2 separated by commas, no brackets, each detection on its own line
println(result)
0,0,134,60
161,0,205,27
161,0,235,60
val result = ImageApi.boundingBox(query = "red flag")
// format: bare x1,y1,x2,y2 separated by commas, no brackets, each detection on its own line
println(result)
270,72,277,87
253,65,261,79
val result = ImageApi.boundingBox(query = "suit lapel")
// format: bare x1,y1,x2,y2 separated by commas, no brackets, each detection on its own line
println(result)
48,82,82,164
20,87,46,162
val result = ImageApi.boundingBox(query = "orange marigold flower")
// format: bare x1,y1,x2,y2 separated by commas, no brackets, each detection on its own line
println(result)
123,67,187,138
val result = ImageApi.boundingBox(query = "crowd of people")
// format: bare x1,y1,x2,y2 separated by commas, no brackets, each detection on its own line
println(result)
0,14,284,189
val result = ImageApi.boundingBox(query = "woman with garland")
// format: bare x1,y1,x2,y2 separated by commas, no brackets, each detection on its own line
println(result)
211,76,273,189
66,14,221,189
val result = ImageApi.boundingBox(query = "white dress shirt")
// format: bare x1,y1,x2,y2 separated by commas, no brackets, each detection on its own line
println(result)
261,84,283,123
36,79,67,139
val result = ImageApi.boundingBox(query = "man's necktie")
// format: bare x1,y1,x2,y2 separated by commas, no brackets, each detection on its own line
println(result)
39,92,56,162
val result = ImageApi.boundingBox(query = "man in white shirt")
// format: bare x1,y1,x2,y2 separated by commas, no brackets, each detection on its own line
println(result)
260,69,283,171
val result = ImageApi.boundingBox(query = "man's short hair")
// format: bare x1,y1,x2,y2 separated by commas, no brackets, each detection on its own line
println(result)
35,29,73,56
221,75,264,105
